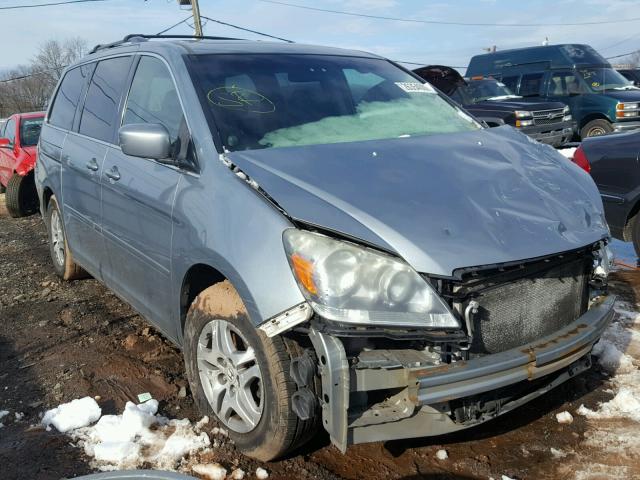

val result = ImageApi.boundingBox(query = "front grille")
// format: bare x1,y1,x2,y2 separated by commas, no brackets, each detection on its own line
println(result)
448,254,591,354
532,108,565,127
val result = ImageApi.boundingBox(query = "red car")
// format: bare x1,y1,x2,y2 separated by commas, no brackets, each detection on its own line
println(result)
0,111,44,217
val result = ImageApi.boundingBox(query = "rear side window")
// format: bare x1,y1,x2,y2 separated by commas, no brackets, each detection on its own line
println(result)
518,73,544,97
48,65,93,130
79,56,132,143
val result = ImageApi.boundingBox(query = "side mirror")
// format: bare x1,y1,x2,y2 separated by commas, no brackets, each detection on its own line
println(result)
118,123,171,160
0,137,11,148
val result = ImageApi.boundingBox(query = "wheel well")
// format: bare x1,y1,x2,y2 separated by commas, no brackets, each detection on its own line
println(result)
42,187,54,211
579,113,610,130
180,264,227,332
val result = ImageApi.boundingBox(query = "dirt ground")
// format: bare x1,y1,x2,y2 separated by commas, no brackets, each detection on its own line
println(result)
0,193,638,480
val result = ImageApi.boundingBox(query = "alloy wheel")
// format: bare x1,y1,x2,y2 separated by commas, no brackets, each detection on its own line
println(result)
50,209,65,267
197,319,263,433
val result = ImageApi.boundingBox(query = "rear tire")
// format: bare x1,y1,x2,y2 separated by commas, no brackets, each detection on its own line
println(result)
580,119,613,139
631,214,640,259
6,173,38,218
183,280,318,461
46,195,87,280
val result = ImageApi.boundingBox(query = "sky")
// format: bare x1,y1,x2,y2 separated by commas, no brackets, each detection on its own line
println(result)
0,0,638,72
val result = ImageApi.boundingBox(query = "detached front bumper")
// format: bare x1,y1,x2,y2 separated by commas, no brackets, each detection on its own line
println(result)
309,295,615,452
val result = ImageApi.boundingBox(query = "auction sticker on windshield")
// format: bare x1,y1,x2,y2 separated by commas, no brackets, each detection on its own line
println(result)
395,82,436,93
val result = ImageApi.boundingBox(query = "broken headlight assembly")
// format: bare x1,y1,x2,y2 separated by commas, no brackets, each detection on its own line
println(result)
282,229,460,329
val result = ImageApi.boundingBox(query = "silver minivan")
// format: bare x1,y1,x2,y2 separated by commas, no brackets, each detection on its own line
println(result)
36,35,614,460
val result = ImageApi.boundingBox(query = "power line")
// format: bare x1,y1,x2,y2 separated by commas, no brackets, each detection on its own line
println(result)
201,15,294,42
600,32,640,52
605,50,640,60
157,15,193,35
258,0,640,27
0,0,107,10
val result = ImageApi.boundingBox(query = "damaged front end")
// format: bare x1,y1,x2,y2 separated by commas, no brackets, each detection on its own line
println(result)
261,238,615,451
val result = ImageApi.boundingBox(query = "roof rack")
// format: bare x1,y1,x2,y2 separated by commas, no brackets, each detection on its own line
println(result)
88,34,244,55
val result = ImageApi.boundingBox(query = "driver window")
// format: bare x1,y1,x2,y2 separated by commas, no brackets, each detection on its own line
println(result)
123,56,190,161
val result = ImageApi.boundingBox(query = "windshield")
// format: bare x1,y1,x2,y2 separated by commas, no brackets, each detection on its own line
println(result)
189,54,480,151
19,117,43,146
461,79,519,103
578,68,637,92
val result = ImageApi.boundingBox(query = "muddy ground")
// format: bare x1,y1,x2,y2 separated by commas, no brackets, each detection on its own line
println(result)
0,193,638,480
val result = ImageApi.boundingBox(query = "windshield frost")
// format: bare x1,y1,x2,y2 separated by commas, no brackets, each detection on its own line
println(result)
189,54,480,151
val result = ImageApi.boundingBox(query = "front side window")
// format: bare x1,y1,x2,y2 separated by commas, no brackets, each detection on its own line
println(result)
501,75,519,93
518,73,544,97
123,56,184,146
189,54,480,151
19,117,44,146
48,64,93,130
79,56,132,143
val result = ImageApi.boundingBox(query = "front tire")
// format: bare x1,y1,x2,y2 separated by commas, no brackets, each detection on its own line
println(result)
580,119,613,139
46,195,87,280
6,173,38,218
183,281,317,461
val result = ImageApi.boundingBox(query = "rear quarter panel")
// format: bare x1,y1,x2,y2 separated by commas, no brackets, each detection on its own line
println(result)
35,124,66,214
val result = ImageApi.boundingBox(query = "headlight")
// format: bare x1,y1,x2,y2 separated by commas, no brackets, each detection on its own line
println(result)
617,102,639,118
563,105,570,114
515,110,533,119
283,229,460,329
515,119,534,127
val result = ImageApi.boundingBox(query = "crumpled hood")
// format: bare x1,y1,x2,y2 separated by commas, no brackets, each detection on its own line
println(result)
228,126,608,276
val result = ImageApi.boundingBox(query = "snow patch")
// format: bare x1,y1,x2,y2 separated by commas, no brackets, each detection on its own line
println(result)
0,410,9,421
435,449,448,460
557,147,576,160
73,400,211,471
577,386,640,422
550,447,567,458
555,411,573,424
256,467,269,479
42,397,102,433
192,463,227,480
230,468,245,480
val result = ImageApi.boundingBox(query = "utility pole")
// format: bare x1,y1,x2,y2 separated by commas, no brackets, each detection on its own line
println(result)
178,0,203,37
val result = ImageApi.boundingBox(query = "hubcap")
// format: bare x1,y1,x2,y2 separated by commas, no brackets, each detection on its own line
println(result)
588,127,606,137
197,319,263,433
50,209,65,267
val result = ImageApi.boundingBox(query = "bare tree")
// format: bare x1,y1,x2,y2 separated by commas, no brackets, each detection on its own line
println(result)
32,37,88,92
0,37,87,117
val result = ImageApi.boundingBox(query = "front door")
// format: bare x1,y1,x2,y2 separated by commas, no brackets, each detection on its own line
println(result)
100,55,189,332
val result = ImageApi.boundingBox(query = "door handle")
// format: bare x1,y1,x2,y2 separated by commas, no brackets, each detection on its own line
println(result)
86,158,99,171
105,166,121,181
